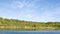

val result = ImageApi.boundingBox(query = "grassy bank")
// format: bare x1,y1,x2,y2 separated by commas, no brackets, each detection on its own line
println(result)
0,17,60,30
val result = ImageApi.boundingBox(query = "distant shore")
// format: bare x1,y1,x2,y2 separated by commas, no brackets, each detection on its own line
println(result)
0,17,60,30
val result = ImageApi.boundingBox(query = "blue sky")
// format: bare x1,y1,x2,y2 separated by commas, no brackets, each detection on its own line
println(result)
0,0,60,22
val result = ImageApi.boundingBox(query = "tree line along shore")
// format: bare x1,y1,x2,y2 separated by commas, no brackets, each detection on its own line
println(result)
0,17,60,30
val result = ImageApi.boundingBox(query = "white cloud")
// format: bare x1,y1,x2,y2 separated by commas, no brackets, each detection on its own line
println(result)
9,0,41,9
10,1,25,9
11,0,53,22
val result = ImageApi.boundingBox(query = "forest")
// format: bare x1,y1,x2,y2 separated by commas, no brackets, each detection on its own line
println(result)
0,17,60,31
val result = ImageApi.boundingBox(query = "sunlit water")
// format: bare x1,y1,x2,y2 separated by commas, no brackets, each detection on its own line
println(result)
0,30,60,34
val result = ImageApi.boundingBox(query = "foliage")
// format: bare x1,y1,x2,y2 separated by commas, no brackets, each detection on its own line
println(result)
0,17,60,30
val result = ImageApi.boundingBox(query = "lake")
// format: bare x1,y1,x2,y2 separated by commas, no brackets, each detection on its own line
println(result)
0,30,60,34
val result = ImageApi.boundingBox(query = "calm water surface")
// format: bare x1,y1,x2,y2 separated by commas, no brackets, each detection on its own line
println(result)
0,30,60,34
